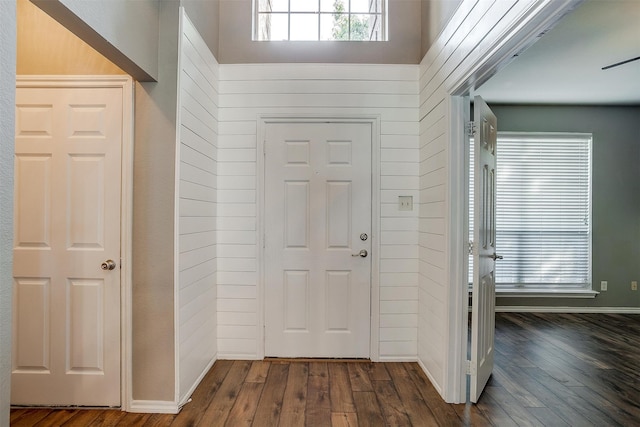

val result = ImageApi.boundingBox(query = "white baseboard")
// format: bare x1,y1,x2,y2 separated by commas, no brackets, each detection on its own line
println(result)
377,356,417,362
178,354,218,408
217,353,260,360
128,400,179,414
497,306,640,314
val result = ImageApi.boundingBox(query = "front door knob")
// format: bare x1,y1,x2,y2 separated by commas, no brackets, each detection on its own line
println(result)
101,259,117,271
352,249,368,258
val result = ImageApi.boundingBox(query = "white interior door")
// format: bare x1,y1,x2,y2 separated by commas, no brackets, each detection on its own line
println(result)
470,96,498,403
12,85,123,406
264,122,372,358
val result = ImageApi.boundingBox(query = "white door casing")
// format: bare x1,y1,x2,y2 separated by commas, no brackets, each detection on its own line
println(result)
264,122,372,358
12,82,126,406
470,96,498,403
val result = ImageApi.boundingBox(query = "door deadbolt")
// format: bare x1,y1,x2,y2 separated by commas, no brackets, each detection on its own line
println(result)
360,233,368,241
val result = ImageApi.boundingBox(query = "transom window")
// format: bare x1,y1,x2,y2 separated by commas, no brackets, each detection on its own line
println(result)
470,132,593,290
254,0,387,41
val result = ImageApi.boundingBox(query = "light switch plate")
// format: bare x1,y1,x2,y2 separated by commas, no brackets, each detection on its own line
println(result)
399,196,413,211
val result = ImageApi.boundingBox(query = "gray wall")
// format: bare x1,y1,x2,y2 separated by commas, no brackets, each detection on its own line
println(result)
131,0,180,402
182,0,220,58
421,0,462,58
218,0,422,63
491,104,640,308
0,2,16,423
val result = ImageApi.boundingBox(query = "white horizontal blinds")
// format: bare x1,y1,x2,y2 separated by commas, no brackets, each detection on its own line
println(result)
496,132,591,286
470,133,592,287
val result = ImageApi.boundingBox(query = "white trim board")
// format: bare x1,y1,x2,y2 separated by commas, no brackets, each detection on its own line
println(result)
127,400,180,415
15,75,134,410
496,306,640,314
256,115,382,361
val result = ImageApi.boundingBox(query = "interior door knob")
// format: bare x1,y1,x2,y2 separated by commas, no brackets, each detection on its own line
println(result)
352,249,368,258
101,259,117,270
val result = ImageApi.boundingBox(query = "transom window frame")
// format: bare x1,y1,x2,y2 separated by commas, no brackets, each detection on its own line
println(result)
253,0,387,41
469,131,594,296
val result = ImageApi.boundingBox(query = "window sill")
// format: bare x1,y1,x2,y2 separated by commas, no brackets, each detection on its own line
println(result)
468,287,599,298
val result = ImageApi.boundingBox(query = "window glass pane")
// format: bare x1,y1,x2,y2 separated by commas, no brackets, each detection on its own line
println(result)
291,0,319,13
320,0,337,12
368,14,382,41
267,13,290,40
261,0,289,12
320,13,338,40
349,14,372,40
325,12,349,40
350,0,371,13
290,13,320,40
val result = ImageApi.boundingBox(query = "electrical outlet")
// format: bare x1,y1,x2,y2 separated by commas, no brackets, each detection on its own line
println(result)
632,281,638,291
600,281,608,291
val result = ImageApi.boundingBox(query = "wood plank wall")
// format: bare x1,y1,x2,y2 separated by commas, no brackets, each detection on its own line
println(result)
217,64,420,360
177,12,219,402
417,0,572,399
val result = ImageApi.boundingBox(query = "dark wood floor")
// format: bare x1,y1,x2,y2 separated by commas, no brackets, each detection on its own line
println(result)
10,312,640,426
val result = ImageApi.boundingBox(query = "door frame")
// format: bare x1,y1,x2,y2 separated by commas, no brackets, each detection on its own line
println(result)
257,115,381,361
15,76,134,409
441,0,582,402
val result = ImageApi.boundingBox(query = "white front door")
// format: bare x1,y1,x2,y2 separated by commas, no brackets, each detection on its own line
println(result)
264,122,372,358
470,96,498,402
12,85,123,406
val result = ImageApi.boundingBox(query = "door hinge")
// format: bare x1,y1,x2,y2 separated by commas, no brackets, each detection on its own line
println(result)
466,360,472,375
468,240,474,255
466,121,476,137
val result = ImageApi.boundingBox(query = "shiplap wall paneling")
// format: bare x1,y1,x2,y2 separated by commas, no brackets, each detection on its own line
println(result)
417,0,576,401
217,64,420,360
176,10,218,403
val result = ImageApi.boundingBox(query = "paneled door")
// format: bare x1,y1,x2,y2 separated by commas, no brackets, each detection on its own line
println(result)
264,122,372,358
12,84,123,406
470,96,498,403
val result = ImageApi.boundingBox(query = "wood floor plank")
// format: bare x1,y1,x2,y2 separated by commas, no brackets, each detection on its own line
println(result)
171,359,233,426
371,380,411,426
197,360,252,427
279,362,308,427
305,362,331,427
114,412,151,426
525,407,571,427
88,410,127,426
10,408,54,426
142,413,176,426
347,363,373,392
330,412,358,427
404,362,461,426
452,403,493,427
225,382,265,427
328,363,356,413
385,363,439,426
368,362,391,381
60,409,103,426
483,386,540,427
252,362,289,426
351,391,384,427
33,409,78,427
246,361,271,383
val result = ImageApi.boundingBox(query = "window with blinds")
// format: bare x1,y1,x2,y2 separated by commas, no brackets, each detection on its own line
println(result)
470,132,592,289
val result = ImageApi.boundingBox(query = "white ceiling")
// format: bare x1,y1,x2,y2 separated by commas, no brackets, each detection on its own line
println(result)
476,0,640,105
